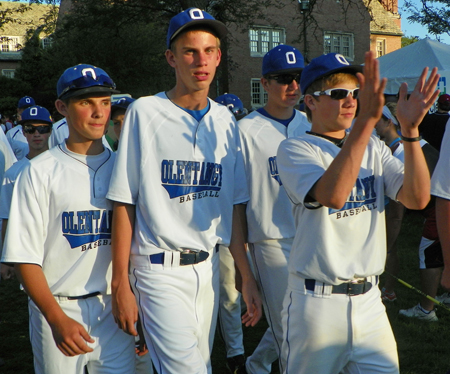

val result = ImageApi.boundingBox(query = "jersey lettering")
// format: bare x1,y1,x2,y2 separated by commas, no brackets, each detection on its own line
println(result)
161,159,223,199
62,209,112,249
268,156,282,185
329,175,377,217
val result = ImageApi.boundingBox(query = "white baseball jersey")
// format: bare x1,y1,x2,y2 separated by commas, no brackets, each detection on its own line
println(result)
2,142,116,296
238,109,310,243
6,125,29,160
107,92,249,254
0,128,16,163
277,133,404,285
431,118,450,199
49,118,112,150
0,157,30,219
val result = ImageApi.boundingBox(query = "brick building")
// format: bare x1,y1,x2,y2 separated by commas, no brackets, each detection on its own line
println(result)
0,1,56,78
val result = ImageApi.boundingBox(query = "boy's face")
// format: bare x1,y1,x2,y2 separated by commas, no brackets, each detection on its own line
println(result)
22,122,52,152
166,30,221,94
57,93,111,143
262,73,301,109
112,109,126,140
306,78,358,136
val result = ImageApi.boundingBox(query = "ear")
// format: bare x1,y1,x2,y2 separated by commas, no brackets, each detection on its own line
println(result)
165,49,176,68
261,77,270,91
304,94,317,112
55,99,69,118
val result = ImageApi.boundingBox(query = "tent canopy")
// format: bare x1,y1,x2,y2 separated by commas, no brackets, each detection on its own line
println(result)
377,38,450,95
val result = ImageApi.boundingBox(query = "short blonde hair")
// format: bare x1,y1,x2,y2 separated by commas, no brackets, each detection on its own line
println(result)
304,73,359,121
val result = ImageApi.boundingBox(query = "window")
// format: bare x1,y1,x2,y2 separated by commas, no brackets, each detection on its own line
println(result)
324,32,354,61
0,36,21,52
2,69,15,78
251,78,268,108
249,27,284,57
376,39,386,57
41,37,52,49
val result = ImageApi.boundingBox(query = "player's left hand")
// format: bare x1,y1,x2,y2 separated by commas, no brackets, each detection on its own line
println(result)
396,66,440,135
240,276,262,327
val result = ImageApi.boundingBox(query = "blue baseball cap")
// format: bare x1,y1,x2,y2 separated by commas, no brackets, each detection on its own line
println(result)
262,45,305,76
111,95,136,110
19,105,52,125
57,64,119,100
18,96,35,109
300,53,363,94
215,93,248,117
167,8,228,48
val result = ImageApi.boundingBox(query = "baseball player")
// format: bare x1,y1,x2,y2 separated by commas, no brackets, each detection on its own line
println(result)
237,44,310,374
110,95,136,150
432,117,450,296
6,96,35,160
276,51,439,373
1,64,136,374
0,105,53,281
214,93,248,373
107,8,261,374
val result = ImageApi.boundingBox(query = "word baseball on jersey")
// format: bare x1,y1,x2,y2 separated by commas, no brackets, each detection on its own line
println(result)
62,209,112,251
329,175,377,218
161,159,223,203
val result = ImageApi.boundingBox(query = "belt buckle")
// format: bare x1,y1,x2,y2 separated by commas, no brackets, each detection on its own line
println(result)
347,278,367,296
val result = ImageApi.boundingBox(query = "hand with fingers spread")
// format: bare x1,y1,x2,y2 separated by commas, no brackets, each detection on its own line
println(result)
354,51,387,128
396,67,440,135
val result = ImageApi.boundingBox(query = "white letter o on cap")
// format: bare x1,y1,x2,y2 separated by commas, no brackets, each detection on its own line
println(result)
189,8,204,20
30,107,38,116
335,54,349,66
82,68,97,80
286,51,296,65
26,97,31,103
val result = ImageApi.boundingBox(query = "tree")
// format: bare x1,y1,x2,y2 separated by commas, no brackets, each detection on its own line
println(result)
401,35,420,48
404,0,450,40
15,0,281,106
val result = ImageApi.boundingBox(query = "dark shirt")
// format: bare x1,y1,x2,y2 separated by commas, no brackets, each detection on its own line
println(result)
418,112,450,151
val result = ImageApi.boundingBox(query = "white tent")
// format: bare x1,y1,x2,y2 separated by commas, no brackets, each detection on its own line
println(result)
377,38,450,95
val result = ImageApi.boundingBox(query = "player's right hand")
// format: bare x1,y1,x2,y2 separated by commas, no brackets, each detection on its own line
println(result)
112,280,138,336
50,315,94,356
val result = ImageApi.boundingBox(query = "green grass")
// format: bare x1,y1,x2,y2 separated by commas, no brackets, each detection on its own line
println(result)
1,210,449,373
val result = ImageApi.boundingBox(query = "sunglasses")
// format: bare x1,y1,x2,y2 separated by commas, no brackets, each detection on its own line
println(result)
268,73,301,85
312,87,360,100
59,74,116,98
23,125,52,134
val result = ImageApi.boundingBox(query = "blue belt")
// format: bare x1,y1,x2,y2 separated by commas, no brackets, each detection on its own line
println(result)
150,250,209,266
305,276,378,296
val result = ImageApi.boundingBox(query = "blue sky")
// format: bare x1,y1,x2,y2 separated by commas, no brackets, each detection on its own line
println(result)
399,0,450,44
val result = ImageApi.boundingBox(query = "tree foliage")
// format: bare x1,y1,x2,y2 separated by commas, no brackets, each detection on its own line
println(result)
401,35,420,48
13,0,280,110
404,0,450,40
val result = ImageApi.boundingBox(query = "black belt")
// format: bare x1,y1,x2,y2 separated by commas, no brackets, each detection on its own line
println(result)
66,291,101,300
150,250,210,266
305,277,376,296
